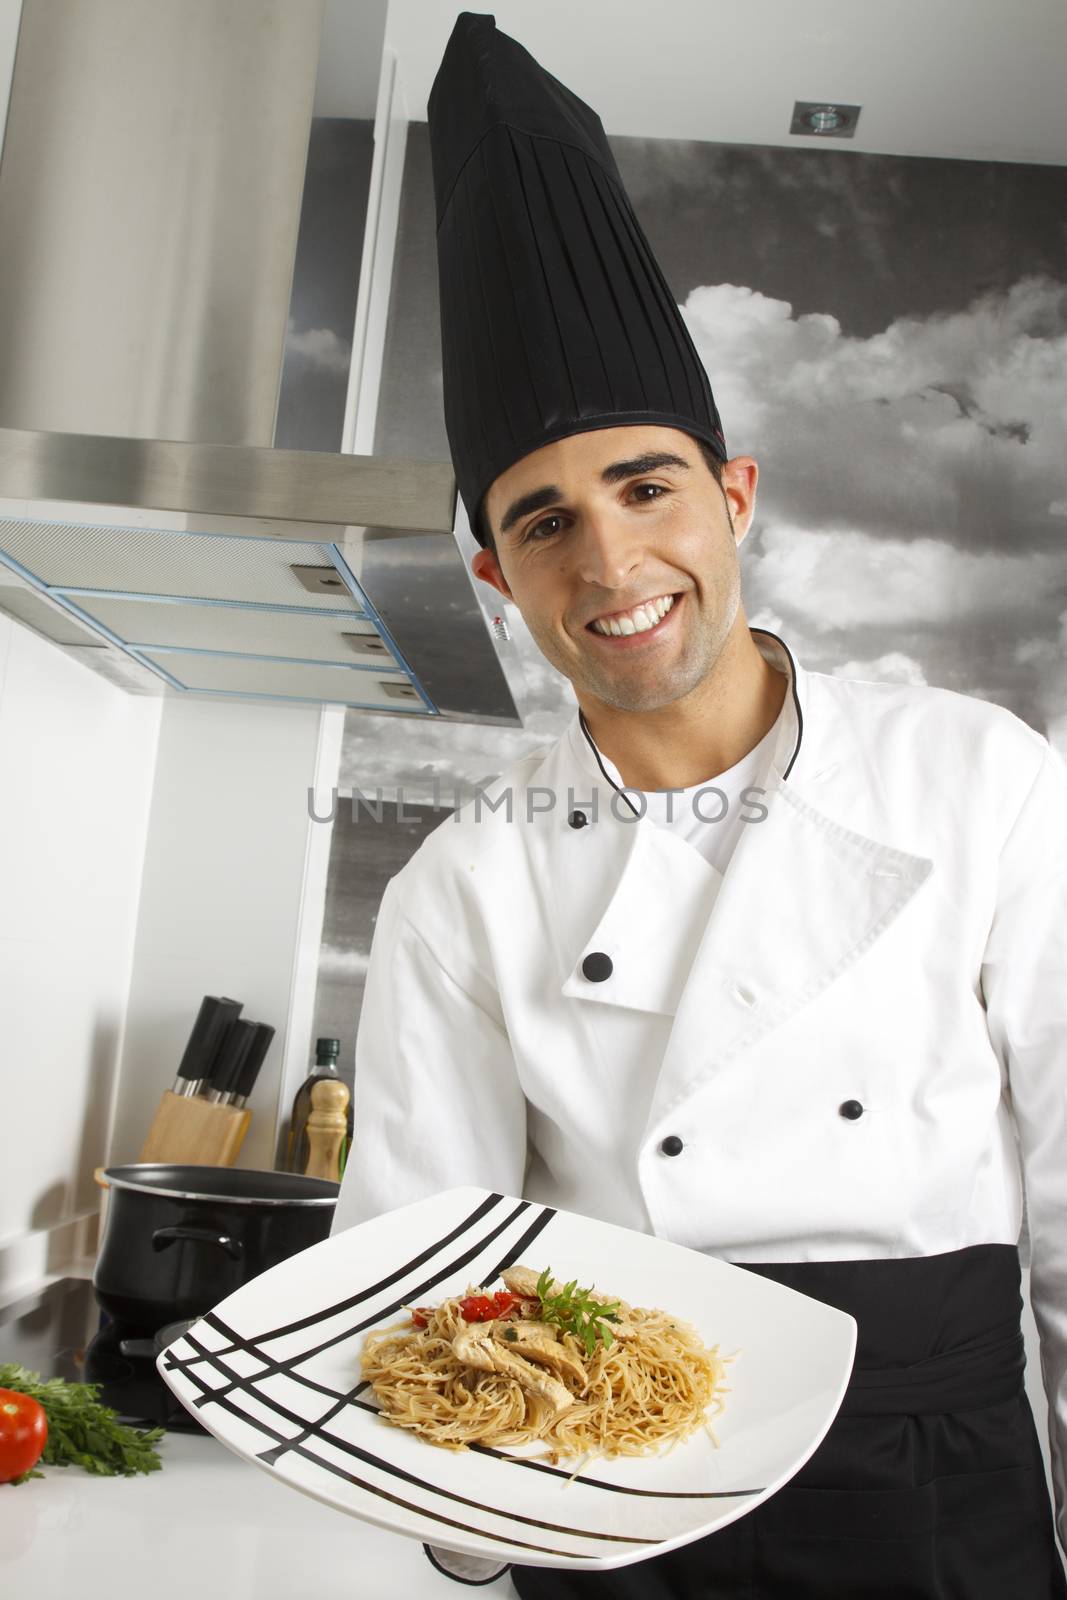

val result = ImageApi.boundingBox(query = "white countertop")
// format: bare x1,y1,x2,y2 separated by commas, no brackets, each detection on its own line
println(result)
0,1431,519,1599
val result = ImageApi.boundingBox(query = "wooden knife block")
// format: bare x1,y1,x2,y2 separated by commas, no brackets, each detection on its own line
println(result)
138,1091,251,1166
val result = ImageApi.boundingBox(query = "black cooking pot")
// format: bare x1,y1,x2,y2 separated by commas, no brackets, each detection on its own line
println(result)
94,1164,338,1332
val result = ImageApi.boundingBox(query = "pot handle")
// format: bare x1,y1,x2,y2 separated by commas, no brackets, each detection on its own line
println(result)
151,1224,245,1260
118,1337,158,1359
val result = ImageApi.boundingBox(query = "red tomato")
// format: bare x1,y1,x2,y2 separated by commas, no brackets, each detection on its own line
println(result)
0,1389,48,1483
459,1290,520,1323
409,1307,435,1328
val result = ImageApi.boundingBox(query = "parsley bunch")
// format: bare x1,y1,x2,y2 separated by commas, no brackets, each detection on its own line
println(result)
534,1268,621,1358
0,1363,164,1481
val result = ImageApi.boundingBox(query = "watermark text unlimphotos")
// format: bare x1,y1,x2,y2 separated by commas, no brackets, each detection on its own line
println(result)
308,780,770,827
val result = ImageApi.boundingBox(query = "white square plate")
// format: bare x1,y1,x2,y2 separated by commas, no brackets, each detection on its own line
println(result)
158,1187,856,1571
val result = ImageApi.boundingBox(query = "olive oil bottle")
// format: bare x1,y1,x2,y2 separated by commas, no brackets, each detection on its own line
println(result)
285,1037,353,1177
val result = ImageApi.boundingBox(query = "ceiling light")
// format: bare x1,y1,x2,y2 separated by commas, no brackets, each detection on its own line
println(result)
810,107,841,132
790,101,861,139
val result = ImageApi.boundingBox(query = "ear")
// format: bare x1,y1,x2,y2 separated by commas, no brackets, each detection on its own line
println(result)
721,457,759,543
471,547,515,602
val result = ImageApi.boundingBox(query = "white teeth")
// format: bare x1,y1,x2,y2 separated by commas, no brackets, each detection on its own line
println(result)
591,593,675,637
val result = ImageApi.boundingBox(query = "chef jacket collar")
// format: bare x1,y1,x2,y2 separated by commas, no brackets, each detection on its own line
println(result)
567,626,804,801
547,625,935,1122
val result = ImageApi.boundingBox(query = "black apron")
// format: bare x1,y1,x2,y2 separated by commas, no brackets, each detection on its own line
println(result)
511,1246,1066,1599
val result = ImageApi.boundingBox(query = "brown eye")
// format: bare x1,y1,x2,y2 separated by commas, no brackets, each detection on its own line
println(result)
526,514,564,543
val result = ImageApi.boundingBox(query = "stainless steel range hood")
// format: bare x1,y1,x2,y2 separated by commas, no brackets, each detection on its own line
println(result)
0,423,519,725
0,0,521,727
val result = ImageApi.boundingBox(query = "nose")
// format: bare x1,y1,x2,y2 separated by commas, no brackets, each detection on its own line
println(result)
573,502,644,590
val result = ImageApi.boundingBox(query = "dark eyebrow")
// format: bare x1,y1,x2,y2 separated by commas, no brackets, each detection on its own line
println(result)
499,483,562,538
599,451,692,484
497,452,691,539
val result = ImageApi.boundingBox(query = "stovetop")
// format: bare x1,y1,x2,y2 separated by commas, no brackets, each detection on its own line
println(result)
0,1275,205,1432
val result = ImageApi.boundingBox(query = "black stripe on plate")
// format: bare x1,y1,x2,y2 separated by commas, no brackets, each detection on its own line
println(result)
337,1203,559,1408
173,1197,544,1408
172,1350,646,1559
482,1202,559,1285
191,1203,556,1427
342,1398,765,1500
165,1190,507,1369
476,1444,765,1499
251,1203,554,1448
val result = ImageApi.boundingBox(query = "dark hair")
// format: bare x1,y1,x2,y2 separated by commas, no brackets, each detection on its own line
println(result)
474,435,726,557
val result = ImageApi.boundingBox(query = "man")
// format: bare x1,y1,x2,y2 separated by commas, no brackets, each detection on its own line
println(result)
471,432,781,800
332,13,1067,1594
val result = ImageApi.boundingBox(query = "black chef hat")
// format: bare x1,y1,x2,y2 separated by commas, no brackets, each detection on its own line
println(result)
427,11,727,549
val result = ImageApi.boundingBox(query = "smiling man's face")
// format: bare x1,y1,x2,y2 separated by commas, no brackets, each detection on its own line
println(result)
472,425,758,716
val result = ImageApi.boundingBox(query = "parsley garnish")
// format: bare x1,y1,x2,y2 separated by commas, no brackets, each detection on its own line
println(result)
0,1363,164,1480
535,1267,621,1358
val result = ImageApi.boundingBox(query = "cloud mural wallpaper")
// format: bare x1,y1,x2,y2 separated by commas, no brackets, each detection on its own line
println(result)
305,123,1067,1068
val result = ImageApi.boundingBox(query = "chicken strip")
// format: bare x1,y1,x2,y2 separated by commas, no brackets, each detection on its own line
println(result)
452,1322,574,1415
494,1320,588,1386
499,1264,544,1300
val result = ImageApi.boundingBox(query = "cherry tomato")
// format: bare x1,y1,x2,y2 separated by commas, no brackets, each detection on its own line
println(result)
0,1388,48,1483
459,1290,520,1323
410,1307,435,1328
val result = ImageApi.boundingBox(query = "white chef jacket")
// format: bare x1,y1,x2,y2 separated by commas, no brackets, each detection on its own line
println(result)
333,626,1067,1548
589,700,782,874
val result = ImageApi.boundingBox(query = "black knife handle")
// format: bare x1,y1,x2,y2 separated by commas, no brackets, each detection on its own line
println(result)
175,995,243,1086
151,1225,244,1259
205,1018,257,1097
235,1021,276,1100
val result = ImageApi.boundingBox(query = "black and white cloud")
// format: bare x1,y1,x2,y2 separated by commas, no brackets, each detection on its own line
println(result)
681,275,1067,750
689,275,1066,552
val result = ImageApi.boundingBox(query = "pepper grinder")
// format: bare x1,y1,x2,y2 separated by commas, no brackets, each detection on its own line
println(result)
304,1078,350,1183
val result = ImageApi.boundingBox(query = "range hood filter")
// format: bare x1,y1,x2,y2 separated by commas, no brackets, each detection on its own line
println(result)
0,512,426,712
